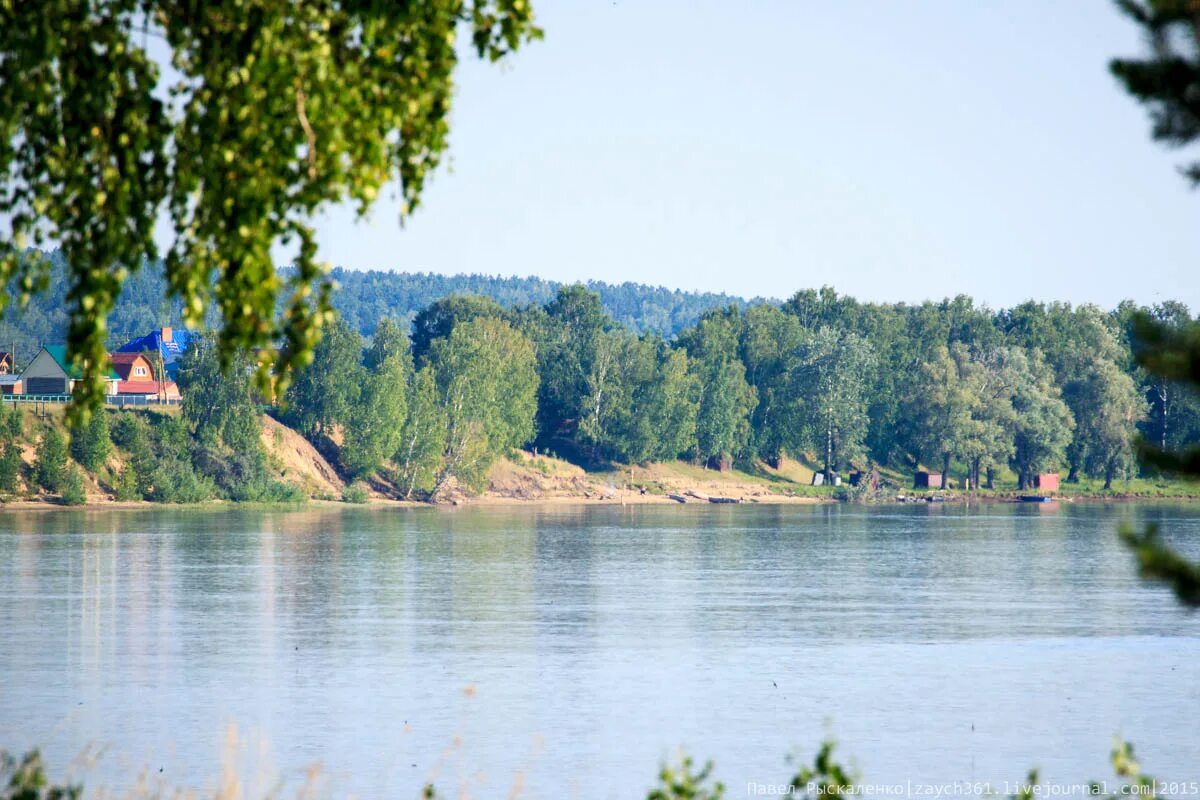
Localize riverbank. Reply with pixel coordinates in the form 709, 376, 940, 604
2, 467, 1195, 511
0, 406, 1194, 511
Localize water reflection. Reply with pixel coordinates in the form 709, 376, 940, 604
0, 504, 1197, 798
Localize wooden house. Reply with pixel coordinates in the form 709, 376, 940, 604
110, 352, 156, 382
913, 471, 943, 489
109, 352, 180, 400
18, 345, 119, 396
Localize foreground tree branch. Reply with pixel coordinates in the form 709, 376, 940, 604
0, 0, 541, 424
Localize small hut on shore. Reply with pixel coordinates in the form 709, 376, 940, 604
1033, 473, 1060, 492
913, 471, 943, 489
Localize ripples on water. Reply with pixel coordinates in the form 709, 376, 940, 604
1, 503, 1198, 798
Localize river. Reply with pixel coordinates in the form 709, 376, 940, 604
1, 503, 1198, 798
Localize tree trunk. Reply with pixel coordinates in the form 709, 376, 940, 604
1067, 464, 1079, 483
400, 434, 419, 499
708, 454, 731, 472
942, 452, 951, 486
824, 421, 833, 482
1017, 471, 1027, 491
985, 466, 995, 490
1104, 460, 1115, 491
1158, 382, 1169, 454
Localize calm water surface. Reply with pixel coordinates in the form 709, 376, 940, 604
1, 503, 1198, 799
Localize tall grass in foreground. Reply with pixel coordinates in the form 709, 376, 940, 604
1, 736, 1166, 800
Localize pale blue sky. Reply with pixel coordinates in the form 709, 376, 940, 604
309, 1, 1200, 310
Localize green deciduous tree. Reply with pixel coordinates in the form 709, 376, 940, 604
177, 332, 296, 501
611, 339, 698, 464
1075, 357, 1146, 489
957, 350, 1017, 491
150, 455, 217, 504
178, 333, 261, 452
739, 305, 805, 467
533, 285, 612, 450
343, 352, 411, 479
113, 465, 142, 501
411, 295, 510, 363
577, 333, 698, 464
429, 317, 538, 495
907, 345, 973, 481
282, 320, 364, 440
394, 366, 448, 499
1003, 304, 1128, 482
576, 328, 629, 462
0, 1, 540, 420
364, 318, 410, 371
791, 328, 875, 480
1118, 301, 1200, 465
1008, 349, 1075, 489
694, 352, 754, 470
679, 311, 756, 470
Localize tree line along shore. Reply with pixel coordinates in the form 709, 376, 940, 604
0, 263, 1195, 507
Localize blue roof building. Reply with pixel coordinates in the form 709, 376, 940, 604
116, 327, 197, 378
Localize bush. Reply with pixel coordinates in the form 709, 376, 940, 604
113, 467, 142, 501
264, 481, 307, 503
192, 444, 304, 503
231, 473, 306, 503
343, 482, 369, 504
150, 457, 216, 504
35, 428, 68, 493
647, 755, 725, 800
60, 467, 86, 506
0, 749, 81, 800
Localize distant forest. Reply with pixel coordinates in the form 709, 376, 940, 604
326, 267, 762, 337
0, 250, 758, 360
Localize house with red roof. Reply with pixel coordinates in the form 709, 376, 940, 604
109, 352, 181, 401
116, 327, 196, 380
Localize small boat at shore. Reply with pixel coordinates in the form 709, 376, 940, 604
1018, 495, 1056, 503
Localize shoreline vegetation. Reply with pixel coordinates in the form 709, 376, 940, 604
1, 255, 1198, 511
0, 405, 1194, 512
